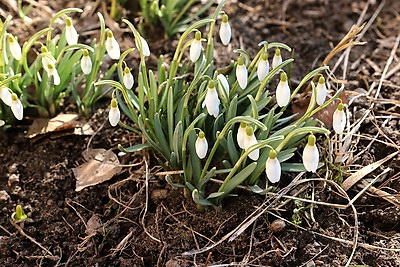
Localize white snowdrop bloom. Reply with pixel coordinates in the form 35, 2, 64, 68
217, 74, 229, 95
10, 93, 23, 120
190, 31, 202, 63
135, 35, 150, 57
123, 66, 134, 89
237, 122, 247, 149
276, 72, 290, 107
0, 87, 12, 106
272, 48, 282, 70
65, 17, 78, 45
105, 29, 120, 60
108, 98, 120, 127
219, 14, 231, 46
257, 52, 269, 81
0, 120, 4, 127
236, 57, 248, 89
40, 46, 56, 73
80, 49, 92, 75
333, 103, 346, 134
316, 76, 327, 106
265, 150, 281, 183
244, 126, 259, 161
302, 134, 319, 172
195, 131, 208, 159
47, 63, 60, 85
202, 81, 220, 117
7, 34, 21, 61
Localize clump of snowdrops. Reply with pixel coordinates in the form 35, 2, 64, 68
99, 0, 346, 209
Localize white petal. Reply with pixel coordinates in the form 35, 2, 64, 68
257, 59, 269, 81
219, 21, 231, 46
276, 80, 290, 107
190, 40, 202, 63
236, 64, 248, 89
217, 74, 229, 95
204, 87, 220, 117
272, 54, 282, 70
9, 40, 22, 61
66, 25, 78, 45
244, 134, 259, 161
266, 157, 281, 183
11, 98, 23, 120
81, 55, 92, 74
140, 36, 150, 57
42, 56, 56, 73
333, 109, 346, 134
195, 136, 208, 159
302, 144, 319, 172
123, 72, 134, 89
237, 125, 246, 149
106, 36, 120, 60
316, 82, 327, 106
0, 120, 4, 127
49, 68, 60, 85
108, 106, 120, 127
0, 87, 12, 106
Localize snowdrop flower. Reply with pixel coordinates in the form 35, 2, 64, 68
276, 72, 290, 107
195, 131, 208, 159
272, 48, 282, 70
219, 14, 231, 46
108, 98, 120, 127
265, 150, 281, 183
47, 63, 60, 85
236, 57, 248, 89
80, 49, 92, 75
202, 81, 220, 117
244, 126, 259, 161
7, 34, 21, 61
105, 29, 120, 60
10, 93, 23, 120
135, 35, 150, 57
257, 51, 269, 81
65, 17, 78, 45
302, 134, 319, 172
190, 31, 202, 63
333, 103, 346, 134
123, 66, 134, 89
41, 46, 56, 73
237, 122, 247, 149
316, 76, 327, 106
217, 74, 229, 95
0, 87, 12, 106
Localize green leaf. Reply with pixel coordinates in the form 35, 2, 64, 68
227, 130, 239, 164
206, 192, 225, 199
192, 189, 214, 206
165, 174, 185, 188
218, 162, 257, 199
281, 162, 323, 172
154, 113, 171, 156
118, 143, 150, 153
197, 167, 216, 192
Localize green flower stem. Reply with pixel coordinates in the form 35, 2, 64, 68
55, 44, 94, 64
170, 0, 197, 31
0, 73, 21, 87
46, 8, 83, 44
117, 48, 135, 83
0, 16, 12, 74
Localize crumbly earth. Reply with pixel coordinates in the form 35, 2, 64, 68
1, 0, 400, 266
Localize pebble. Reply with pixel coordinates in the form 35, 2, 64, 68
269, 219, 286, 233
151, 189, 169, 201
0, 191, 10, 202
8, 173, 20, 186
8, 163, 18, 174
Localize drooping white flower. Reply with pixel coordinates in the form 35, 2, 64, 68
0, 120, 4, 127
272, 48, 282, 70
47, 63, 60, 85
105, 29, 120, 60
333, 103, 346, 134
65, 17, 78, 45
190, 31, 202, 63
276, 72, 290, 107
202, 81, 220, 117
0, 87, 12, 106
236, 57, 248, 89
135, 35, 150, 57
265, 150, 281, 183
123, 66, 134, 89
41, 46, 56, 73
108, 98, 120, 127
219, 14, 231, 46
80, 49, 92, 75
217, 74, 229, 95
7, 34, 21, 61
237, 122, 247, 149
195, 131, 208, 159
10, 93, 23, 120
302, 134, 319, 172
244, 126, 259, 161
257, 52, 269, 81
316, 76, 327, 106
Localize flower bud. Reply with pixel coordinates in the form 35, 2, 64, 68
195, 131, 208, 159
217, 74, 229, 95
236, 57, 248, 89
316, 76, 327, 106
0, 87, 12, 106
244, 126, 259, 161
105, 29, 120, 60
219, 14, 231, 46
333, 103, 346, 134
237, 122, 247, 149
265, 150, 281, 183
65, 17, 78, 45
202, 81, 220, 117
7, 34, 21, 61
272, 48, 282, 70
109, 98, 120, 127
135, 35, 150, 57
276, 72, 290, 107
302, 134, 319, 172
10, 93, 23, 120
80, 49, 92, 75
190, 31, 202, 63
123, 66, 134, 89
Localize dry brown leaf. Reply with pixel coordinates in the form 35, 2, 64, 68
85, 214, 103, 236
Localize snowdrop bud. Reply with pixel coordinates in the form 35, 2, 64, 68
123, 66, 134, 89
0, 87, 12, 106
7, 34, 21, 61
333, 103, 346, 134
302, 134, 319, 172
109, 98, 120, 127
203, 81, 220, 117
105, 29, 120, 60
80, 49, 92, 75
195, 131, 208, 159
272, 48, 282, 70
237, 122, 247, 149
219, 14, 231, 46
236, 57, 248, 89
244, 126, 259, 161
265, 150, 281, 183
47, 64, 60, 85
257, 52, 269, 81
135, 36, 150, 57
65, 17, 78, 45
10, 93, 23, 120
276, 72, 290, 107
316, 76, 327, 106
217, 74, 229, 95
190, 31, 202, 63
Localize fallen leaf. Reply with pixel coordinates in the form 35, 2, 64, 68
85, 214, 103, 236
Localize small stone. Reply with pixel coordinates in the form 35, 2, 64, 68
305, 261, 316, 267
151, 189, 169, 201
269, 219, 286, 233
8, 163, 18, 174
8, 173, 20, 186
0, 191, 10, 202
